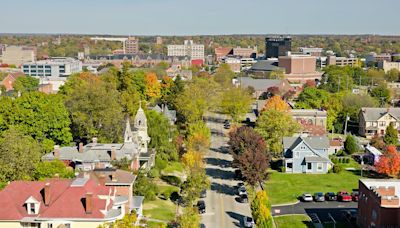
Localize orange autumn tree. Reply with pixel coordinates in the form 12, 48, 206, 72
262, 95, 290, 112
375, 145, 400, 177
145, 72, 161, 101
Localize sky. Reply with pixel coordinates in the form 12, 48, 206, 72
0, 0, 399, 35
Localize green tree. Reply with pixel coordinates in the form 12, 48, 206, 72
385, 68, 400, 82
384, 122, 398, 145
251, 191, 273, 228
33, 160, 75, 180
0, 128, 42, 182
13, 76, 39, 94
320, 65, 354, 92
256, 110, 300, 156
181, 169, 210, 205
370, 84, 391, 105
177, 207, 200, 228
220, 86, 253, 122
344, 135, 358, 155
133, 171, 158, 201
214, 63, 235, 86
186, 121, 211, 152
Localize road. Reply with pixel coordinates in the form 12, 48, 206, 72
201, 113, 252, 228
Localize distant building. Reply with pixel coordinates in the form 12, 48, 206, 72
278, 53, 323, 82
326, 56, 358, 67
125, 37, 139, 54
0, 72, 25, 92
265, 36, 292, 58
215, 47, 232, 62
299, 47, 323, 57
246, 60, 283, 77
234, 76, 293, 99
366, 52, 392, 64
0, 45, 36, 66
291, 109, 327, 137
0, 177, 130, 227
167, 40, 204, 61
378, 60, 400, 73
156, 36, 163, 45
23, 57, 82, 77
222, 57, 241, 73
38, 77, 68, 94
149, 104, 177, 125
232, 46, 257, 58
358, 179, 400, 228
359, 107, 400, 139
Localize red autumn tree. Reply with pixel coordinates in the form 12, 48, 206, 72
375, 145, 400, 177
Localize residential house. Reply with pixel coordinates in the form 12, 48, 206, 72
0, 177, 130, 228
283, 136, 332, 174
0, 72, 24, 92
291, 109, 327, 137
359, 108, 400, 139
358, 179, 400, 228
43, 105, 155, 171
328, 139, 344, 155
149, 104, 177, 125
234, 76, 293, 99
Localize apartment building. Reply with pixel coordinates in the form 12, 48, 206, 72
379, 60, 400, 73
125, 37, 139, 54
232, 46, 257, 58
366, 52, 392, 64
22, 57, 82, 78
358, 179, 400, 228
299, 47, 323, 57
326, 55, 358, 67
0, 45, 36, 66
359, 108, 400, 139
167, 40, 204, 61
278, 53, 323, 82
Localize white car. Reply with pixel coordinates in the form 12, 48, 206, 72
302, 193, 313, 202
243, 216, 254, 227
238, 186, 247, 196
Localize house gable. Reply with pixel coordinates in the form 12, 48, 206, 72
377, 112, 398, 122
292, 140, 322, 158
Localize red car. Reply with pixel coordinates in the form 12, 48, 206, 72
337, 191, 352, 202
352, 191, 359, 202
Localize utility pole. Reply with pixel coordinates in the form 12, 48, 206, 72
338, 77, 341, 93
344, 114, 349, 135
346, 74, 349, 91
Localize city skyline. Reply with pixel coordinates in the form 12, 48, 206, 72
0, 0, 399, 36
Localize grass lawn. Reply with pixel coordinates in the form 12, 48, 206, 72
143, 197, 177, 221
162, 162, 185, 174
147, 221, 167, 228
265, 170, 361, 205
158, 185, 180, 194
274, 215, 312, 228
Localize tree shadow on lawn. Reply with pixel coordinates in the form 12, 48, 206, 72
210, 182, 237, 196
205, 157, 232, 168
206, 167, 235, 180
226, 211, 245, 227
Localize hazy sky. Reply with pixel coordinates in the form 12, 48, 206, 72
1, 0, 399, 35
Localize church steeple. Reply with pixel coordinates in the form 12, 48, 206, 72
134, 101, 147, 131
124, 117, 134, 143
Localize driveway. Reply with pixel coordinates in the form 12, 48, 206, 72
201, 113, 252, 228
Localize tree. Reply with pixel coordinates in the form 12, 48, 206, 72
145, 72, 161, 102
186, 121, 211, 152
375, 145, 400, 177
146, 110, 178, 161
228, 126, 266, 157
320, 65, 354, 92
370, 135, 385, 150
182, 150, 204, 171
344, 135, 358, 154
295, 87, 330, 109
385, 68, 400, 82
0, 128, 42, 182
214, 63, 235, 86
13, 76, 39, 94
384, 122, 398, 145
105, 212, 138, 228
370, 84, 391, 105
133, 171, 159, 201
220, 86, 253, 122
33, 160, 74, 180
256, 110, 300, 156
251, 191, 273, 228
262, 95, 290, 112
177, 207, 200, 228
180, 169, 210, 205
62, 73, 124, 143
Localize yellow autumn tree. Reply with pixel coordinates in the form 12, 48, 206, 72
182, 150, 205, 171
145, 72, 161, 101
262, 95, 290, 112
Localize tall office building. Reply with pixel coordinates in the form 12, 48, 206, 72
265, 36, 292, 58
125, 37, 139, 54
167, 40, 204, 61
0, 45, 36, 66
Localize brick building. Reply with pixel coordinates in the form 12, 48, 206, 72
278, 53, 323, 82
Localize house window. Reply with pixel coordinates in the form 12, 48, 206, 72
286, 163, 292, 169
300, 146, 306, 150
317, 163, 323, 171
307, 163, 312, 170
30, 203, 36, 214
48, 224, 53, 228
379, 121, 385, 127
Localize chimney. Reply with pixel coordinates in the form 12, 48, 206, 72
98, 174, 106, 185
111, 146, 116, 160
53, 145, 60, 159
79, 142, 84, 153
44, 183, 51, 206
92, 137, 98, 145
85, 192, 93, 214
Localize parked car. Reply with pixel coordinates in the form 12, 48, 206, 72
238, 185, 247, 196
351, 191, 359, 202
243, 216, 254, 228
200, 189, 207, 198
337, 191, 352, 202
325, 192, 337, 201
197, 200, 206, 214
234, 170, 243, 180
302, 193, 313, 202
224, 123, 231, 129
314, 192, 325, 202
239, 194, 249, 203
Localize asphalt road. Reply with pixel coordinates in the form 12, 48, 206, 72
201, 113, 252, 228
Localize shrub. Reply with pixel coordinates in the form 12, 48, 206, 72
336, 150, 345, 156
155, 157, 168, 170
148, 168, 160, 178
161, 175, 182, 187
333, 165, 342, 173
278, 166, 286, 173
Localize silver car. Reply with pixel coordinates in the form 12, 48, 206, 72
243, 216, 254, 227
302, 193, 313, 202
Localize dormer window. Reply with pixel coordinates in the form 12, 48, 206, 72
25, 196, 40, 215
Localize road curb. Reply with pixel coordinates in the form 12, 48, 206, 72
273, 213, 308, 218
271, 200, 300, 207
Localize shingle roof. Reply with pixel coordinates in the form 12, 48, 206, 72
361, 108, 400, 121
249, 60, 281, 72
305, 156, 331, 163
238, 77, 283, 91
283, 136, 329, 150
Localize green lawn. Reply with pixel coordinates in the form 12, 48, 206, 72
274, 215, 312, 228
265, 170, 360, 205
143, 197, 177, 221
162, 162, 185, 174
147, 221, 167, 228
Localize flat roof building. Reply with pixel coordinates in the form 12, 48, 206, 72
326, 56, 358, 67
125, 37, 139, 54
22, 57, 82, 78
265, 36, 292, 59
168, 40, 204, 61
0, 45, 36, 66
278, 53, 323, 82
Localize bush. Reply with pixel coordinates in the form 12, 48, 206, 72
161, 175, 182, 187
278, 166, 286, 173
336, 150, 345, 156
149, 168, 160, 178
331, 158, 338, 164
155, 157, 168, 170
333, 165, 342, 173
345, 158, 350, 163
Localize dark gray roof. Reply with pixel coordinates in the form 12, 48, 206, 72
361, 108, 400, 121
283, 136, 329, 150
149, 104, 177, 123
291, 109, 327, 117
249, 60, 281, 72
238, 77, 283, 91
305, 156, 331, 163
131, 196, 144, 209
